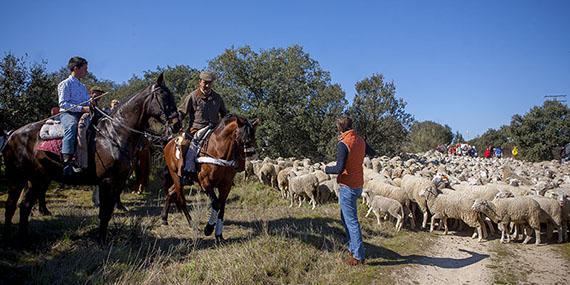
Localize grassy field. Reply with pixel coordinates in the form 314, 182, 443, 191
0, 176, 434, 284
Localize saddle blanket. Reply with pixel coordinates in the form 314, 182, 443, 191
37, 139, 62, 155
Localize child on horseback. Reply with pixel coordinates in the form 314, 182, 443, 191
58, 56, 91, 177
178, 71, 228, 185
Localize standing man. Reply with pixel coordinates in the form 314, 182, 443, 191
178, 71, 228, 185
325, 115, 371, 266
58, 56, 91, 177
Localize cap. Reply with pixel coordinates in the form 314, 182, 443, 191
199, 71, 216, 82
90, 86, 105, 93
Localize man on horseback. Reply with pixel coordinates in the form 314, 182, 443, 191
178, 71, 228, 185
58, 56, 91, 177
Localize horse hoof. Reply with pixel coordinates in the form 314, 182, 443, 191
215, 235, 225, 244
162, 220, 169, 225
204, 224, 215, 236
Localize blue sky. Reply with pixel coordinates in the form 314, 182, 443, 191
1, 0, 569, 139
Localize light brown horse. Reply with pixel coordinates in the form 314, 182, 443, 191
162, 115, 259, 241
2, 73, 180, 242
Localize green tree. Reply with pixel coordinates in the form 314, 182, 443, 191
209, 45, 347, 159
468, 126, 511, 156
348, 74, 413, 156
0, 53, 57, 131
407, 121, 453, 152
452, 131, 465, 144
510, 100, 570, 161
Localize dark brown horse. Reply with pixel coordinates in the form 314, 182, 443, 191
162, 115, 259, 241
2, 73, 180, 241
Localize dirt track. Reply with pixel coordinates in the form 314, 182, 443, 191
393, 232, 570, 284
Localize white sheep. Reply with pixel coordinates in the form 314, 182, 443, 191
288, 173, 319, 209
317, 179, 339, 203
472, 197, 542, 245
420, 187, 487, 241
277, 167, 293, 199
401, 174, 436, 229
259, 162, 278, 189
366, 195, 405, 231
363, 180, 414, 228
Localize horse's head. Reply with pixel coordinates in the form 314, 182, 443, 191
145, 73, 181, 133
235, 116, 260, 157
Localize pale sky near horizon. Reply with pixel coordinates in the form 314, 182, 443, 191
1, 0, 569, 139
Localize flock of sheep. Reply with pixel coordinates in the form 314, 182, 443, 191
246, 150, 570, 246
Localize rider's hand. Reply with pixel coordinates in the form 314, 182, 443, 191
82, 106, 90, 113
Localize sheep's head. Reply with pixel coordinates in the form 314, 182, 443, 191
557, 191, 568, 207
419, 185, 439, 199
472, 199, 489, 212
494, 191, 514, 200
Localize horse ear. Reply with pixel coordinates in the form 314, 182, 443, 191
156, 72, 164, 86
251, 118, 261, 128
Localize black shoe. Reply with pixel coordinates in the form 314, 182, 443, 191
63, 164, 74, 177
179, 171, 192, 186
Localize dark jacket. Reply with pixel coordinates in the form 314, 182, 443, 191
179, 89, 228, 132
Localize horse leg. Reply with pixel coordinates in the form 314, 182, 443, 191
214, 184, 232, 242
203, 185, 219, 237
161, 166, 176, 225
115, 191, 129, 212
4, 179, 26, 235
37, 188, 51, 216
18, 182, 41, 238
173, 186, 193, 227
161, 186, 175, 225
97, 182, 116, 243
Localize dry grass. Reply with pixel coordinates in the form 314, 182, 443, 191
0, 178, 434, 284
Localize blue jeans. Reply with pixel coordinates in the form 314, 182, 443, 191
60, 112, 81, 155
339, 185, 365, 261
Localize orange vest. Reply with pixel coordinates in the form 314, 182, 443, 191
337, 130, 365, 189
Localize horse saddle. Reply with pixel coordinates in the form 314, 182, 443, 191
175, 126, 213, 160
37, 113, 97, 170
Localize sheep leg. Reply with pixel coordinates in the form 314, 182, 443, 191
289, 193, 294, 208
298, 196, 303, 208
534, 226, 541, 245
558, 224, 564, 243
443, 217, 449, 235
522, 225, 532, 244
422, 211, 429, 229
510, 223, 518, 241
396, 216, 402, 231
374, 210, 381, 225
500, 223, 507, 243
366, 207, 373, 218
430, 214, 438, 232
406, 205, 416, 229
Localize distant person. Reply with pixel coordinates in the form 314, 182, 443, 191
58, 56, 91, 176
494, 146, 503, 158
468, 146, 477, 157
325, 115, 374, 266
512, 146, 519, 159
484, 146, 492, 158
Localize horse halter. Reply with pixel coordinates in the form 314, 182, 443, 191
149, 84, 178, 123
